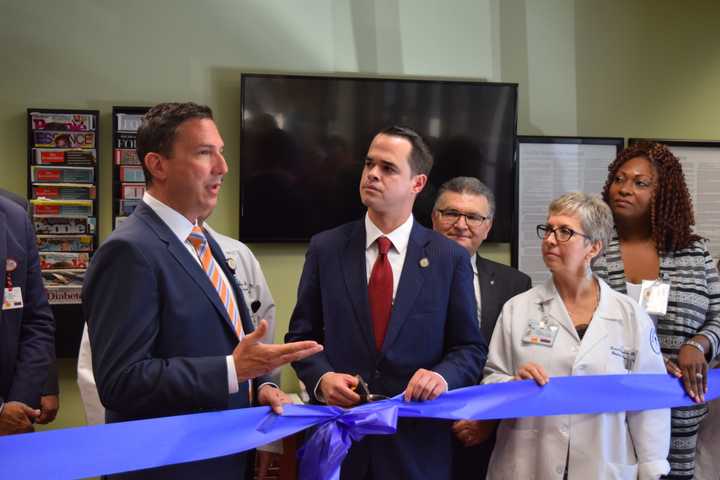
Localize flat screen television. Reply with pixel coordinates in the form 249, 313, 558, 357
239, 74, 518, 242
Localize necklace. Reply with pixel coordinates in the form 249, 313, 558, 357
566, 280, 600, 325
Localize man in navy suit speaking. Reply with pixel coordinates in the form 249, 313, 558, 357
82, 102, 322, 479
286, 126, 487, 479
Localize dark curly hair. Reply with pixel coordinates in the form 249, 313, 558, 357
602, 142, 699, 253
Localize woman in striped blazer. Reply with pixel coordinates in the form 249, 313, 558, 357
593, 142, 720, 480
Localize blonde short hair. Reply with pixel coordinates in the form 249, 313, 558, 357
548, 192, 614, 248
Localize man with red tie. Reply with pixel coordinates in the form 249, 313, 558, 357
286, 126, 487, 479
82, 102, 322, 479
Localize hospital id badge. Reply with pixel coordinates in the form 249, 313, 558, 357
2, 287, 23, 310
640, 279, 670, 316
522, 318, 558, 347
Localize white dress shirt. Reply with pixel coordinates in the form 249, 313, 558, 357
364, 212, 414, 298
472, 255, 482, 327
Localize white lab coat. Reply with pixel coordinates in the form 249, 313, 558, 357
76, 224, 277, 424
484, 277, 670, 480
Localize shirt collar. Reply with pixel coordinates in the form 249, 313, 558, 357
143, 191, 197, 245
472, 254, 479, 275
537, 275, 623, 321
365, 212, 414, 255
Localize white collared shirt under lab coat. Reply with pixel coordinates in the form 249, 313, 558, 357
483, 276, 670, 480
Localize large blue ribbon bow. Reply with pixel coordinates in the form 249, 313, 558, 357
0, 372, 717, 479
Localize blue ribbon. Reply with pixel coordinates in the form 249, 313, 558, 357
0, 372, 717, 479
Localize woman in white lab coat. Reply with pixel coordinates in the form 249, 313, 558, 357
483, 192, 670, 480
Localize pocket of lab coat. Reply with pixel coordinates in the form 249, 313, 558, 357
605, 347, 637, 374
606, 349, 631, 374
605, 462, 638, 479
491, 424, 539, 479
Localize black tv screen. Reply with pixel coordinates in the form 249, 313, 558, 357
239, 74, 517, 242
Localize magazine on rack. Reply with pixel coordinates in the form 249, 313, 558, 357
30, 112, 95, 131
39, 252, 89, 270
37, 235, 93, 252
34, 216, 94, 235
33, 148, 96, 166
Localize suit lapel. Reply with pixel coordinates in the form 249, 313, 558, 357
382, 222, 428, 353
341, 221, 376, 352
135, 203, 237, 337
476, 255, 496, 340
0, 209, 7, 306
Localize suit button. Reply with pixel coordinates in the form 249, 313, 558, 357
560, 425, 568, 434
556, 465, 564, 475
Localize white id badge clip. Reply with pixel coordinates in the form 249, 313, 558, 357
639, 279, 670, 316
2, 287, 23, 310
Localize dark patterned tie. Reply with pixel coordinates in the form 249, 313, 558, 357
368, 236, 393, 350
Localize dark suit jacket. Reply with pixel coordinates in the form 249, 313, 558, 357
452, 254, 531, 480
476, 255, 532, 344
286, 219, 487, 480
0, 196, 55, 408
82, 201, 269, 479
0, 188, 59, 396
0, 188, 28, 211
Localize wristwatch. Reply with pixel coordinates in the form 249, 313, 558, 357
683, 339, 706, 355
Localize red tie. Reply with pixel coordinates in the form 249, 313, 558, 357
369, 236, 393, 350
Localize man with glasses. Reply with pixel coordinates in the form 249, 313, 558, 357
431, 176, 531, 480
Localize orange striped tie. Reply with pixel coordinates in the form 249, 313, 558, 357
187, 226, 243, 338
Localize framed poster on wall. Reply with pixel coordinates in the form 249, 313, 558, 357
515, 136, 623, 285
629, 139, 720, 261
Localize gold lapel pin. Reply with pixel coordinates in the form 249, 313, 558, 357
419, 257, 429, 268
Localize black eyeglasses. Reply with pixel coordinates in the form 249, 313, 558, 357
436, 209, 489, 228
536, 224, 591, 243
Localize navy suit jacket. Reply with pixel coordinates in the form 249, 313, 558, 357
83, 201, 268, 479
452, 255, 531, 480
0, 197, 54, 408
0, 189, 58, 396
286, 218, 487, 479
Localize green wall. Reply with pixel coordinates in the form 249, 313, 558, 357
3, 0, 720, 392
